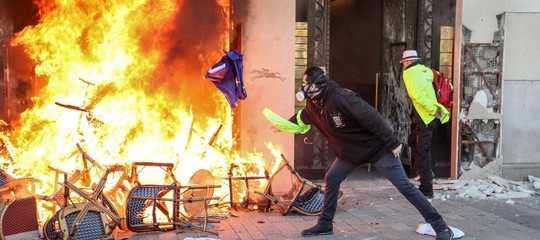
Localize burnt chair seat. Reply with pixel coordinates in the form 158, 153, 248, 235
44, 203, 111, 240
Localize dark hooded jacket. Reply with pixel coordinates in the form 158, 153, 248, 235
290, 81, 401, 164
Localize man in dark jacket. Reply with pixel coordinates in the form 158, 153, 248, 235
288, 66, 453, 240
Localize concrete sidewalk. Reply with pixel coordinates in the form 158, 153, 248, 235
113, 169, 540, 240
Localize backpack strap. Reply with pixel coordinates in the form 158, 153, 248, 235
431, 68, 439, 82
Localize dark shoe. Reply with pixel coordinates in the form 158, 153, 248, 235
436, 227, 454, 240
301, 224, 333, 237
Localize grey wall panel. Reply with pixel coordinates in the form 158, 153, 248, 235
501, 80, 540, 179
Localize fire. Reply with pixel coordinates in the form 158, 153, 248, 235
2, 0, 281, 224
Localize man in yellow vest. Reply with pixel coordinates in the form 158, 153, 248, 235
401, 50, 449, 199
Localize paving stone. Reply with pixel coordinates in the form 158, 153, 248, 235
112, 169, 540, 240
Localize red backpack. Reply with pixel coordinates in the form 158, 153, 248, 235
431, 68, 453, 110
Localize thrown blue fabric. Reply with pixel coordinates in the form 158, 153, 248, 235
205, 49, 247, 108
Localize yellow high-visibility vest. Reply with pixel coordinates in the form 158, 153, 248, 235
403, 64, 450, 125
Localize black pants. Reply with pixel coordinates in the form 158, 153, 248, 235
317, 155, 448, 234
412, 111, 439, 196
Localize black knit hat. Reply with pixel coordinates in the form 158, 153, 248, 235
304, 66, 328, 86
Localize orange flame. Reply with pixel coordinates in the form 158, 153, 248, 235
3, 0, 281, 223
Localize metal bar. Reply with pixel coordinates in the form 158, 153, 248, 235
375, 73, 379, 110
218, 176, 267, 180
461, 140, 493, 144
184, 117, 195, 150
462, 123, 493, 165
130, 195, 219, 202
180, 184, 221, 190
132, 161, 174, 168
228, 167, 234, 210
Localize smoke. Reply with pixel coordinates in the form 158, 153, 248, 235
144, 0, 229, 124
0, 0, 38, 32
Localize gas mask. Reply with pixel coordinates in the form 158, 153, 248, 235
295, 83, 325, 102
296, 74, 326, 102
296, 89, 307, 102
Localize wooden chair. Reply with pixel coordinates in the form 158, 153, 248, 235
43, 145, 125, 240
0, 169, 39, 200
126, 163, 220, 235
255, 154, 342, 216
44, 202, 111, 240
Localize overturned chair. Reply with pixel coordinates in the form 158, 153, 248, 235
43, 165, 125, 240
1, 196, 41, 240
126, 162, 221, 234
256, 154, 342, 216
0, 169, 39, 200
43, 145, 125, 240
0, 170, 42, 239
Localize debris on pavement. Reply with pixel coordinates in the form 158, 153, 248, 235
431, 174, 540, 200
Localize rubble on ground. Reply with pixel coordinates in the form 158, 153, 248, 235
432, 174, 540, 200
459, 158, 502, 180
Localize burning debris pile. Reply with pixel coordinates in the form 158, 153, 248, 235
0, 145, 317, 239
0, 0, 286, 239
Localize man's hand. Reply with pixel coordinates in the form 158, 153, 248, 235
392, 144, 402, 158
435, 109, 442, 119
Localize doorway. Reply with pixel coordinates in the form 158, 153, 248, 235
293, 0, 384, 180
330, 0, 382, 108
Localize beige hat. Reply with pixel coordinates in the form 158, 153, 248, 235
400, 50, 420, 62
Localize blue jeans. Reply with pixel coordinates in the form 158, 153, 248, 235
317, 154, 448, 234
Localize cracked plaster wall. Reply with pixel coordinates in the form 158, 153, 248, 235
462, 0, 540, 180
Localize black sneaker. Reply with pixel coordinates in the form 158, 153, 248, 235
301, 224, 333, 237
435, 227, 454, 240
